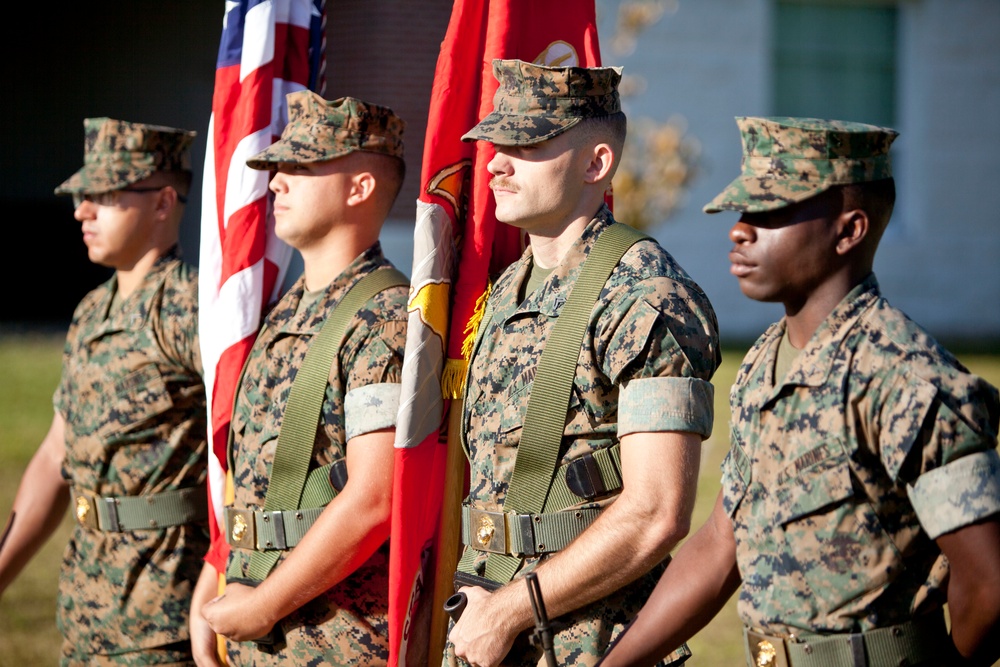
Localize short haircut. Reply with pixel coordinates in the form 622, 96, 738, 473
575, 111, 627, 178
163, 170, 194, 198
840, 177, 895, 236
355, 151, 406, 214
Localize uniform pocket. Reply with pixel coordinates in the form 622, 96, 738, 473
773, 444, 900, 608
98, 364, 173, 445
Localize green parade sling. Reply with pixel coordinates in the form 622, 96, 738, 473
243, 267, 408, 581
476, 223, 650, 584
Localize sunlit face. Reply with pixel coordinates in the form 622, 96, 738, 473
727, 191, 843, 307
268, 158, 352, 250
73, 189, 161, 269
486, 130, 588, 236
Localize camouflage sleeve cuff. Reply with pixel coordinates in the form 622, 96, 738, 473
618, 376, 714, 438
344, 382, 401, 441
908, 449, 1000, 539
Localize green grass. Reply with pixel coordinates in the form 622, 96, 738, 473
0, 332, 72, 665
1, 333, 998, 665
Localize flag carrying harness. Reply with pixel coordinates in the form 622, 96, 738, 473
222, 267, 409, 582
457, 223, 649, 585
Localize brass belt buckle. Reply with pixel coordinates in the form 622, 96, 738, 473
468, 508, 507, 554
226, 508, 257, 550
74, 494, 99, 530
746, 629, 788, 667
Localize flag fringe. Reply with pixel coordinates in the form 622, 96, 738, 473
441, 358, 467, 400
445, 282, 492, 398
460, 283, 491, 359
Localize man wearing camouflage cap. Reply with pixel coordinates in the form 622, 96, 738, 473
191, 91, 409, 666
599, 116, 1000, 667
0, 117, 210, 666
445, 58, 720, 667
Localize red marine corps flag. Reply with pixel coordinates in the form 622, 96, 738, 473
388, 1, 604, 664
198, 0, 327, 576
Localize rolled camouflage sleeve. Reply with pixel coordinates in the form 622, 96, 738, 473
619, 376, 714, 438
342, 292, 407, 440
599, 273, 719, 437
908, 449, 1000, 539
881, 367, 1000, 538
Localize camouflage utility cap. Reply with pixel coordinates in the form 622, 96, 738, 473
704, 116, 898, 214
247, 91, 405, 169
461, 58, 623, 146
55, 118, 196, 196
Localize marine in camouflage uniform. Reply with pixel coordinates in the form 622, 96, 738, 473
598, 117, 1000, 667
0, 118, 209, 667
446, 59, 720, 667
194, 92, 409, 666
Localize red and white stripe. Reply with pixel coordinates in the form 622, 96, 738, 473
198, 0, 322, 572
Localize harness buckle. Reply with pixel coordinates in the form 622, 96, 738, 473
565, 453, 608, 499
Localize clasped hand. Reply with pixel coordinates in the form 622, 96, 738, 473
202, 581, 277, 642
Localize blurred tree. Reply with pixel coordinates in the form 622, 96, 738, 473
603, 0, 701, 231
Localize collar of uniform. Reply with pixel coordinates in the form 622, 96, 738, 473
508, 204, 617, 320
83, 246, 182, 344
768, 273, 881, 399
274, 241, 389, 336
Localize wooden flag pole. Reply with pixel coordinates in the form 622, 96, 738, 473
427, 397, 467, 665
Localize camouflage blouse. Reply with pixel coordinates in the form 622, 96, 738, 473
722, 274, 1000, 638
226, 242, 408, 666
455, 206, 721, 667
55, 246, 209, 657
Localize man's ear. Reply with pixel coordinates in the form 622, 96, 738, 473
154, 186, 179, 217
347, 172, 376, 206
835, 208, 869, 255
583, 143, 615, 185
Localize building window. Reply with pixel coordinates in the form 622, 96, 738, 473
773, 1, 905, 236
773, 1, 898, 128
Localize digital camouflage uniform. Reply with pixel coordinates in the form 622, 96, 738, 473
450, 59, 721, 667
52, 118, 208, 666
707, 117, 1000, 666
224, 92, 408, 666
722, 275, 1000, 642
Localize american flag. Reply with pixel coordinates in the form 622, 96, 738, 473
198, 0, 327, 574
388, 1, 604, 664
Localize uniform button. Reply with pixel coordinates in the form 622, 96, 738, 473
263, 515, 270, 522
265, 541, 273, 548
296, 512, 303, 520
803, 645, 812, 655
149, 519, 158, 527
